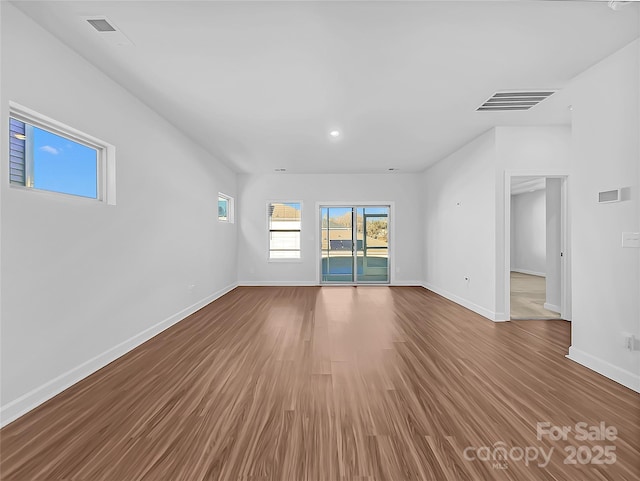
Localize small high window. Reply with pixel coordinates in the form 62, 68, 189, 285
268, 202, 301, 260
218, 193, 234, 223
8, 103, 115, 203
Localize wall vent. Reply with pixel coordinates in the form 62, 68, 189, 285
477, 90, 556, 112
87, 18, 117, 32
598, 189, 621, 203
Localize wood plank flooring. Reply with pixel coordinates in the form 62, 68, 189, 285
1, 286, 638, 480
510, 272, 561, 320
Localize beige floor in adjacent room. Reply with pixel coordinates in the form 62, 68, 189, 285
511, 271, 562, 319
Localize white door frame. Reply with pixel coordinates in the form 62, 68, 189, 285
504, 171, 571, 320
315, 201, 395, 285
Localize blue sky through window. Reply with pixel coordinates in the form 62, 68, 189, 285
361, 207, 388, 216
323, 207, 389, 218
32, 126, 97, 199
218, 198, 228, 218
328, 207, 351, 218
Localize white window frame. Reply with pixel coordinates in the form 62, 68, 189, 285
8, 102, 116, 205
267, 200, 303, 262
218, 192, 234, 223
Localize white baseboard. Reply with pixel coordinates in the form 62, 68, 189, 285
0, 282, 238, 428
422, 283, 502, 322
237, 281, 424, 287
567, 347, 640, 393
238, 280, 318, 286
544, 302, 561, 313
511, 268, 546, 277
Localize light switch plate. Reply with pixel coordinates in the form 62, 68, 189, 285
622, 232, 640, 248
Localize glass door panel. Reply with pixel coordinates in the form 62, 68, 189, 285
357, 207, 389, 283
321, 207, 354, 282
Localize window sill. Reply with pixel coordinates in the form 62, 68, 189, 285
9, 183, 106, 205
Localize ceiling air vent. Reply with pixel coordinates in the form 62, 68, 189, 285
82, 16, 133, 46
87, 18, 116, 32
477, 91, 556, 112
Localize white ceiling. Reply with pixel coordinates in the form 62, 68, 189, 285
12, 1, 640, 174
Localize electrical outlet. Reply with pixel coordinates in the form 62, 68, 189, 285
623, 334, 637, 351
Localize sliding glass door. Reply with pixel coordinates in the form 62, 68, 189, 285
320, 205, 390, 284
357, 207, 389, 282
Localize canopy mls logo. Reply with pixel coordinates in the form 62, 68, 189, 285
462, 421, 619, 470
463, 441, 553, 469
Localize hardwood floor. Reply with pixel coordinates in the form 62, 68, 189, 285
510, 272, 561, 320
1, 287, 638, 480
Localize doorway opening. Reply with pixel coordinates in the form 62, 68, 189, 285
507, 175, 570, 320
319, 205, 390, 284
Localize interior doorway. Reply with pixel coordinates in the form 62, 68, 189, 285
507, 175, 570, 320
319, 205, 390, 284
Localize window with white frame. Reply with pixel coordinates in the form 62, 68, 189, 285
8, 103, 115, 203
218, 193, 234, 222
268, 202, 301, 259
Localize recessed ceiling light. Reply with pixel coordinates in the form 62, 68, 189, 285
274, 168, 286, 172
329, 130, 340, 138
388, 168, 399, 171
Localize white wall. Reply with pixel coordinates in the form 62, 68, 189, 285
0, 3, 238, 424
496, 127, 572, 172
511, 189, 546, 276
422, 130, 498, 319
236, 173, 423, 285
567, 39, 640, 392
545, 178, 562, 313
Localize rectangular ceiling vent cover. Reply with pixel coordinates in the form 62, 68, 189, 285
82, 16, 133, 46
477, 90, 556, 112
86, 18, 117, 32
